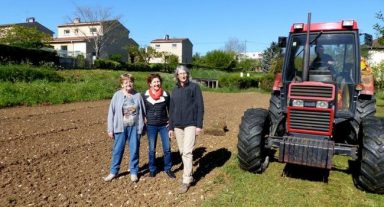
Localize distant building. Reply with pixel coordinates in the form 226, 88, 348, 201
368, 39, 384, 66
238, 52, 263, 61
0, 17, 54, 37
149, 35, 193, 64
49, 18, 131, 64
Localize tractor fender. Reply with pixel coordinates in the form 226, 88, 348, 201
360, 73, 374, 96
272, 73, 282, 91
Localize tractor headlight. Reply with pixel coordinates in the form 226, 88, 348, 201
316, 101, 329, 108
292, 99, 304, 107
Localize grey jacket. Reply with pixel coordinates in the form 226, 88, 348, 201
107, 90, 146, 134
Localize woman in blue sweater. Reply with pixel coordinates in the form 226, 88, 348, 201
142, 73, 176, 179
104, 73, 145, 183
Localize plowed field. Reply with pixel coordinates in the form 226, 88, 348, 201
0, 92, 270, 206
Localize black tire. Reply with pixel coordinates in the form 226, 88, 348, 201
237, 108, 269, 173
268, 92, 285, 136
348, 96, 376, 143
354, 116, 384, 194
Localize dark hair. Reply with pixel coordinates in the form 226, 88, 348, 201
146, 73, 162, 85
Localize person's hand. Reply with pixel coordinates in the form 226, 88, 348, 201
108, 132, 114, 139
196, 128, 202, 136
168, 130, 174, 139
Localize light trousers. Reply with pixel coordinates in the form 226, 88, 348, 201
174, 126, 196, 184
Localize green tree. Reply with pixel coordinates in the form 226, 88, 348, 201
261, 42, 281, 73
373, 11, 384, 45
237, 58, 261, 71
204, 50, 237, 70
0, 25, 52, 48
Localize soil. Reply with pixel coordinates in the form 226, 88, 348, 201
0, 92, 270, 206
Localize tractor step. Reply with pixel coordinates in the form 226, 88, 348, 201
278, 137, 334, 169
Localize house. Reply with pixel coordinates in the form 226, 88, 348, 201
0, 17, 54, 37
238, 52, 263, 61
149, 35, 193, 64
49, 18, 131, 64
368, 39, 384, 66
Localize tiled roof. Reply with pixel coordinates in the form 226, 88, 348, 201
0, 22, 54, 36
50, 37, 89, 43
151, 38, 189, 43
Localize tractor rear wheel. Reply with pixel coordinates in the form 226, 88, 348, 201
237, 108, 269, 173
354, 116, 384, 194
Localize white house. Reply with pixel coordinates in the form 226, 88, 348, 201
368, 39, 384, 66
149, 35, 193, 64
50, 18, 131, 64
238, 52, 263, 61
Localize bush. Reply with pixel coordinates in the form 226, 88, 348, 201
0, 64, 64, 82
0, 44, 59, 66
259, 73, 275, 92
219, 75, 260, 89
94, 59, 122, 70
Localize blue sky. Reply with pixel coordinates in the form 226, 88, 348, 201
0, 0, 382, 55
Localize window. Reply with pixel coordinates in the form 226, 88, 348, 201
172, 43, 177, 48
64, 30, 70, 35
61, 45, 68, 50
90, 28, 97, 33
74, 29, 79, 34
155, 44, 160, 48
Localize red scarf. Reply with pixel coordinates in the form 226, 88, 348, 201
149, 88, 163, 100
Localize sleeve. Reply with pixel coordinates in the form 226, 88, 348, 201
137, 93, 146, 135
107, 93, 116, 133
168, 90, 175, 130
195, 84, 204, 129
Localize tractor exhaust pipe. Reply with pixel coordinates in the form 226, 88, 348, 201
302, 12, 311, 81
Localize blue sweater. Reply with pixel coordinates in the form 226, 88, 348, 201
107, 90, 146, 134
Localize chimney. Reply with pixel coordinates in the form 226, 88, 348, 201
73, 18, 81, 23
26, 17, 35, 23
164, 34, 169, 40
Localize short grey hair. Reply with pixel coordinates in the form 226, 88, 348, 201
174, 65, 191, 81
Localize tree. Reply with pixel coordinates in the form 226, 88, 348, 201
127, 44, 141, 63
224, 37, 246, 54
204, 50, 237, 70
373, 11, 384, 45
70, 6, 122, 59
0, 25, 52, 48
261, 42, 281, 73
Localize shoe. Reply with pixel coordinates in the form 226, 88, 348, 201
130, 174, 138, 182
165, 171, 176, 179
103, 173, 116, 182
149, 171, 156, 177
179, 183, 190, 194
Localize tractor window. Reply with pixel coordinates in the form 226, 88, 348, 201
284, 33, 356, 85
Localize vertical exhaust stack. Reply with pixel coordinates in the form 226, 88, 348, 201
302, 12, 311, 81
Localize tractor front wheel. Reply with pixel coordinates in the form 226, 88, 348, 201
355, 116, 384, 194
237, 108, 269, 173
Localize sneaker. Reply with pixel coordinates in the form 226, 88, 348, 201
130, 174, 138, 182
103, 173, 116, 182
179, 183, 190, 194
165, 171, 176, 179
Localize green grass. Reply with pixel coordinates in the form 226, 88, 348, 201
203, 155, 384, 207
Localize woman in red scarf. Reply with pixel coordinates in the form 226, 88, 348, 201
142, 73, 176, 179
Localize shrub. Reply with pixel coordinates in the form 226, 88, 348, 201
259, 73, 275, 92
0, 64, 64, 82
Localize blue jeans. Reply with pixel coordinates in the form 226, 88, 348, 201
109, 125, 140, 175
147, 124, 172, 173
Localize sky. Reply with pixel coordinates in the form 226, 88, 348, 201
0, 0, 382, 55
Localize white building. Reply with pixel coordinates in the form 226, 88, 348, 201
149, 35, 193, 64
50, 18, 131, 64
238, 52, 263, 61
368, 39, 384, 66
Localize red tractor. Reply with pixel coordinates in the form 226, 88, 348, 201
237, 14, 384, 193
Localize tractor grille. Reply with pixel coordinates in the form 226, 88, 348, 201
290, 85, 333, 99
288, 109, 332, 134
